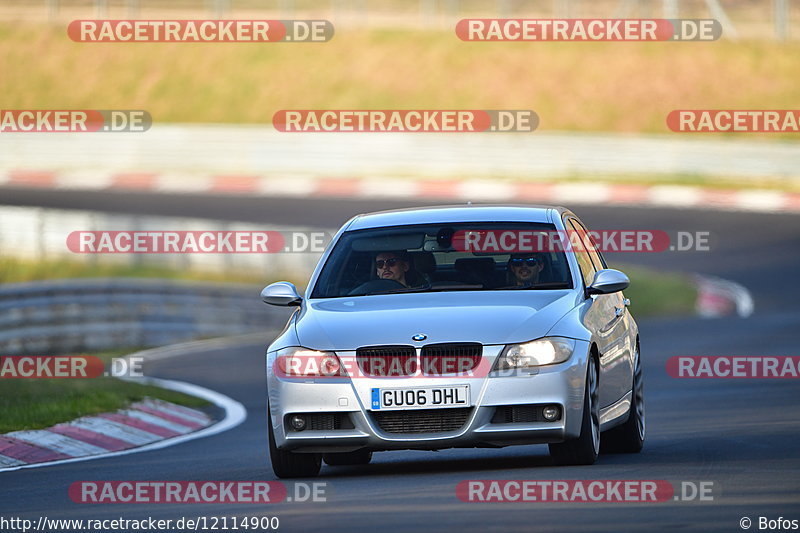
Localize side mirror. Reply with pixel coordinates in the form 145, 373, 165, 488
587, 269, 630, 296
261, 282, 302, 306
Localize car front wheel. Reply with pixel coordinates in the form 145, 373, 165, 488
549, 356, 600, 466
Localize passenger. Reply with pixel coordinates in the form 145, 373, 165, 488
507, 253, 546, 287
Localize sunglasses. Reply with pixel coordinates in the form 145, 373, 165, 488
510, 258, 540, 267
376, 258, 400, 269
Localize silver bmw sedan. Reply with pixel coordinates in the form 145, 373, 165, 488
262, 205, 644, 478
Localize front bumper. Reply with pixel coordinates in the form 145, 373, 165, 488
267, 341, 590, 453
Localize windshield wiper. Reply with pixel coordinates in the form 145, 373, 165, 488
348, 282, 569, 296
425, 284, 485, 292
375, 283, 435, 295
364, 283, 484, 295
496, 282, 572, 290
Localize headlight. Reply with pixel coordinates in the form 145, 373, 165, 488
275, 347, 346, 377
494, 337, 576, 370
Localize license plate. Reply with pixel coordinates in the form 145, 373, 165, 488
371, 385, 470, 411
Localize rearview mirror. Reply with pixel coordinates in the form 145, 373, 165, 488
587, 269, 630, 296
261, 282, 302, 306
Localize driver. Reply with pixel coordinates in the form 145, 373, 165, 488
508, 253, 546, 287
375, 251, 412, 287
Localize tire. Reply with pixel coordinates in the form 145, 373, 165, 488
601, 345, 645, 454
323, 450, 373, 466
549, 356, 600, 466
267, 412, 322, 478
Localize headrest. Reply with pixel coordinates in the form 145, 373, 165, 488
409, 251, 437, 273
454, 257, 495, 276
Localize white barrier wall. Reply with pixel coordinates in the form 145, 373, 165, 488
0, 205, 331, 281
1, 126, 798, 181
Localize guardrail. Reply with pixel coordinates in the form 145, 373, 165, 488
0, 278, 293, 355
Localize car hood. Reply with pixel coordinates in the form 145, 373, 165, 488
295, 291, 577, 350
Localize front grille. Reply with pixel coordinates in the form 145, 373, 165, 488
372, 408, 472, 434
420, 343, 482, 375
357, 345, 416, 376
287, 413, 354, 431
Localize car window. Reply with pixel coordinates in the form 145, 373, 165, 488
570, 218, 607, 272
566, 219, 597, 288
311, 222, 574, 298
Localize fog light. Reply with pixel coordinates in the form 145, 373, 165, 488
542, 406, 560, 421
290, 415, 307, 431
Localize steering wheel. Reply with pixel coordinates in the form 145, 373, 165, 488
348, 279, 406, 296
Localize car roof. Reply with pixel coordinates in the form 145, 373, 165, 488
346, 204, 570, 231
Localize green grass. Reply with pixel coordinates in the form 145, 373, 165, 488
614, 263, 697, 318
0, 350, 210, 434
0, 256, 306, 287
1, 24, 798, 136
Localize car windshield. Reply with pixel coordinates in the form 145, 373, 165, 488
311, 222, 574, 298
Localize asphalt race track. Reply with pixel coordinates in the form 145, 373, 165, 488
1, 189, 799, 532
